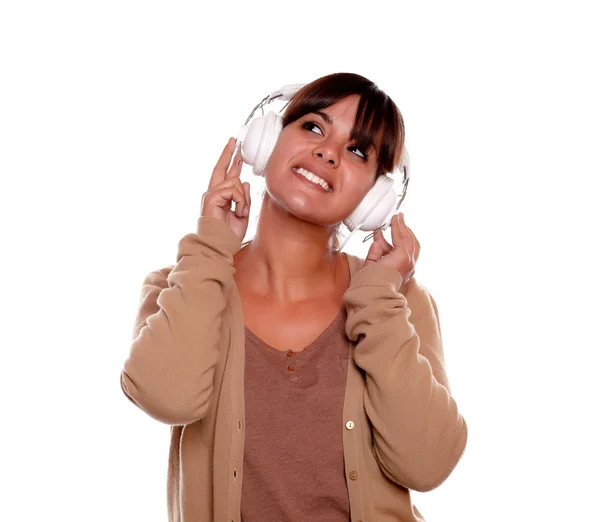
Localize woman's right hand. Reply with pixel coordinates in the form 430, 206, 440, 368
200, 137, 251, 241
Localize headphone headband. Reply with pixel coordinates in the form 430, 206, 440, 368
267, 84, 306, 103
242, 84, 306, 127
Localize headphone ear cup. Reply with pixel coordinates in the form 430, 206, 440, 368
343, 175, 396, 232
239, 119, 263, 167
239, 111, 283, 175
249, 111, 283, 177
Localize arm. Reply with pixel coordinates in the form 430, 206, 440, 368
342, 263, 468, 492
120, 216, 241, 426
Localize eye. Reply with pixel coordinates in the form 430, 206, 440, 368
302, 121, 323, 136
348, 145, 368, 160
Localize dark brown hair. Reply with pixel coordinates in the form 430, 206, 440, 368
281, 72, 405, 178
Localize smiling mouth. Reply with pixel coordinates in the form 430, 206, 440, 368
292, 167, 333, 192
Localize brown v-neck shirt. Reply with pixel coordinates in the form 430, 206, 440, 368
241, 307, 351, 521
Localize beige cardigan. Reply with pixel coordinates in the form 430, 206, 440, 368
120, 216, 468, 521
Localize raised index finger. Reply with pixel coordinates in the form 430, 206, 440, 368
208, 137, 236, 188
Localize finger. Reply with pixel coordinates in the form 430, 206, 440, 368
406, 225, 420, 261
225, 146, 244, 179
209, 137, 236, 188
209, 184, 247, 218
242, 182, 251, 217
226, 178, 249, 216
399, 214, 415, 253
400, 222, 415, 259
364, 234, 384, 266
391, 214, 411, 257
376, 230, 393, 255
405, 224, 418, 259
213, 176, 246, 196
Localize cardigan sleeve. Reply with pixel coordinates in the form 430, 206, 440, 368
120, 216, 242, 426
342, 263, 468, 492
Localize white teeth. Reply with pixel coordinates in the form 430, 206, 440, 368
294, 167, 332, 192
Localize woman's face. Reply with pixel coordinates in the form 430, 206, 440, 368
263, 95, 378, 228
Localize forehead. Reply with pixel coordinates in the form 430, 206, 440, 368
315, 95, 361, 125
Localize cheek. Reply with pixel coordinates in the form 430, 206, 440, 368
348, 175, 377, 206
267, 132, 301, 169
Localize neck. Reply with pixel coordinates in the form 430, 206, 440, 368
236, 193, 344, 304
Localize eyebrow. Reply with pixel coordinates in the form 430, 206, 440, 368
313, 110, 333, 125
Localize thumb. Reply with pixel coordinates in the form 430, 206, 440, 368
363, 232, 384, 268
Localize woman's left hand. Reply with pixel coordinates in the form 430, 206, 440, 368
363, 212, 420, 283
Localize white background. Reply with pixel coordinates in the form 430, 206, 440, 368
1, 1, 599, 520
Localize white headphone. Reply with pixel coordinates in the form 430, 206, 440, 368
236, 84, 410, 248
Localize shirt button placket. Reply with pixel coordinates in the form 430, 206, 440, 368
286, 350, 296, 373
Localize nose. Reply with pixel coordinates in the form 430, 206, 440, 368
313, 142, 339, 166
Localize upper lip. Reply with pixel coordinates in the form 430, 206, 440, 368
292, 162, 334, 191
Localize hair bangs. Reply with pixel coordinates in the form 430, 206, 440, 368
281, 72, 405, 177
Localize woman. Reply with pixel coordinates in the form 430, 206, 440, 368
121, 72, 468, 521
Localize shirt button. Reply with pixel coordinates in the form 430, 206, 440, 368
287, 350, 294, 358
345, 420, 355, 430
349, 470, 358, 480
287, 366, 295, 372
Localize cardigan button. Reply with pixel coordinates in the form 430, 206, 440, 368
349, 470, 358, 480
345, 420, 355, 430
